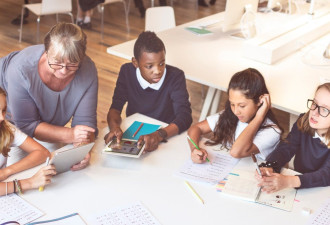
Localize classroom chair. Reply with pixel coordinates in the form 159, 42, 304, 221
145, 6, 175, 32
100, 0, 130, 40
18, 0, 74, 43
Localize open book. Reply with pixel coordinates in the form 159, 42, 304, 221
220, 168, 298, 211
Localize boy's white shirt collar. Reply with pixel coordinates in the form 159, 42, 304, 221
136, 67, 166, 90
313, 131, 329, 146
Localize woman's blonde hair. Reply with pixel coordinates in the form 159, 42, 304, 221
44, 22, 87, 63
297, 83, 330, 148
0, 88, 14, 157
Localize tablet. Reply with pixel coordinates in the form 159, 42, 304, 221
50, 142, 94, 173
103, 138, 145, 158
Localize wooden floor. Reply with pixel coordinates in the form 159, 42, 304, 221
0, 0, 289, 134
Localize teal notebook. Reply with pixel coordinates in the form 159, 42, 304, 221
122, 121, 161, 140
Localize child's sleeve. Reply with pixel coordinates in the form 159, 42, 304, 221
169, 71, 192, 133
110, 65, 129, 113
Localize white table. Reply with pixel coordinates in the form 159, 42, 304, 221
5, 113, 330, 225
107, 11, 330, 128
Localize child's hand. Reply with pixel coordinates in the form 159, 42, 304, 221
29, 165, 56, 189
257, 171, 293, 193
256, 94, 271, 119
138, 132, 162, 152
191, 148, 208, 164
255, 167, 273, 181
104, 127, 123, 145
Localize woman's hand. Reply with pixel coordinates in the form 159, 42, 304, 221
71, 152, 91, 171
191, 148, 208, 164
72, 125, 95, 146
104, 127, 123, 145
28, 165, 57, 189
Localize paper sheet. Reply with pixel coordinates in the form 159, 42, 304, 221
0, 194, 44, 225
87, 202, 161, 225
307, 198, 330, 225
175, 152, 239, 185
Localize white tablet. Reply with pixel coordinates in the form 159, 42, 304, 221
103, 138, 145, 158
50, 142, 94, 174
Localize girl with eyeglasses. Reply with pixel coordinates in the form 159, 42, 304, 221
0, 22, 97, 169
0, 88, 56, 196
257, 83, 330, 192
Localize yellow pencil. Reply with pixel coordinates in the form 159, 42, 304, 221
184, 181, 204, 204
39, 157, 50, 192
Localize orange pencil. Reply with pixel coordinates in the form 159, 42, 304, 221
132, 123, 144, 138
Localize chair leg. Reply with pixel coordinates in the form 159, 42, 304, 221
56, 13, 59, 22
123, 1, 130, 33
19, 7, 25, 42
68, 12, 74, 23
151, 0, 154, 7
37, 16, 40, 43
101, 5, 105, 40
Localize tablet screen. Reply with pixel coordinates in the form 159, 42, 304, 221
105, 139, 144, 156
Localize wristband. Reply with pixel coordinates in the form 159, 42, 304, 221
258, 161, 281, 173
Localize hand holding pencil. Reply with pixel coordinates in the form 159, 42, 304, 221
187, 135, 211, 164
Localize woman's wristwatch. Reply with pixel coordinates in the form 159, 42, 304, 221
157, 129, 168, 143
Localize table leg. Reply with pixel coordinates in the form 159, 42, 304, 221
289, 113, 299, 130
210, 90, 221, 115
199, 87, 216, 121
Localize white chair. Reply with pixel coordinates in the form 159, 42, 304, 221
145, 6, 175, 32
19, 0, 74, 43
100, 0, 130, 40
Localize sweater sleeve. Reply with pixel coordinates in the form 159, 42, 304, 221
298, 154, 330, 188
110, 64, 128, 113
266, 121, 301, 168
7, 66, 41, 137
169, 70, 192, 133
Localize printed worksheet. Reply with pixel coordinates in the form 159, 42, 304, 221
307, 198, 330, 225
175, 151, 239, 185
0, 194, 44, 224
87, 202, 161, 225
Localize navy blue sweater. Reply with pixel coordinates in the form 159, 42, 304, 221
110, 63, 192, 133
267, 114, 330, 189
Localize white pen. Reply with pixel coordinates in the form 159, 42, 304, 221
39, 157, 50, 192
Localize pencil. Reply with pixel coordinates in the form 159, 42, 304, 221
185, 181, 204, 204
187, 135, 211, 163
39, 157, 50, 192
132, 123, 144, 138
251, 153, 262, 176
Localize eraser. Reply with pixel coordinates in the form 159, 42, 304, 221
301, 207, 312, 215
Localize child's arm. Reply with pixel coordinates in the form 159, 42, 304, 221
230, 94, 271, 158
187, 120, 212, 163
1, 137, 50, 180
0, 165, 56, 196
104, 108, 123, 144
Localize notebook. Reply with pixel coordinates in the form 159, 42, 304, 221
220, 168, 298, 211
185, 27, 213, 35
122, 121, 161, 141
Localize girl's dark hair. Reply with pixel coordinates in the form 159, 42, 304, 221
133, 31, 166, 61
206, 68, 283, 149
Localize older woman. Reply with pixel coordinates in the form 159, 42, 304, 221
0, 22, 97, 170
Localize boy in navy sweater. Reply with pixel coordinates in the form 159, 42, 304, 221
104, 31, 192, 152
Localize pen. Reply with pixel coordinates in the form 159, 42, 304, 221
39, 157, 50, 192
251, 153, 261, 176
187, 135, 211, 163
185, 181, 204, 205
132, 123, 144, 138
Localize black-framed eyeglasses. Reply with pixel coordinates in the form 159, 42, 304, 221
307, 99, 330, 117
46, 52, 80, 71
48, 62, 80, 71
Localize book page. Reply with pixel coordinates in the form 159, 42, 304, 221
221, 170, 260, 202
87, 202, 161, 225
0, 194, 44, 225
307, 198, 330, 225
175, 152, 239, 185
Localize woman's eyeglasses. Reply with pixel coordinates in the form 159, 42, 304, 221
48, 63, 79, 71
307, 99, 330, 117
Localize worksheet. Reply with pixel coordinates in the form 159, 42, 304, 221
0, 194, 44, 225
87, 202, 161, 225
307, 198, 330, 225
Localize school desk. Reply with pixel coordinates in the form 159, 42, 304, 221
106, 10, 330, 128
5, 113, 330, 225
